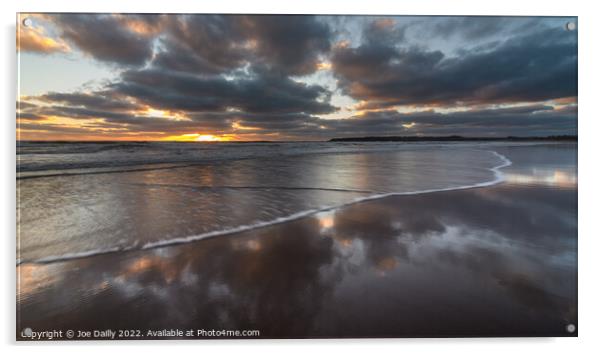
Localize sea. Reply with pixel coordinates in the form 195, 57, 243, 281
18, 140, 566, 264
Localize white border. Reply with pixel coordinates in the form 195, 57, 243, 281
3, 0, 601, 353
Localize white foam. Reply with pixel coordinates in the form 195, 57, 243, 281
17, 150, 512, 265
17, 246, 135, 265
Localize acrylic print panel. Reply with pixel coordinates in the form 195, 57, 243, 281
16, 14, 577, 340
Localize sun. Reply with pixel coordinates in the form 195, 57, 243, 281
161, 133, 236, 142
196, 134, 222, 142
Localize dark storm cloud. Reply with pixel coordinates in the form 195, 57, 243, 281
42, 14, 332, 75
321, 105, 576, 138
46, 14, 156, 66
362, 18, 406, 45
111, 67, 335, 115
17, 122, 96, 134
153, 15, 332, 76
41, 106, 134, 122
189, 111, 325, 133
241, 15, 332, 76
16, 112, 45, 121
36, 91, 138, 111
332, 23, 577, 109
152, 15, 249, 74
115, 14, 168, 33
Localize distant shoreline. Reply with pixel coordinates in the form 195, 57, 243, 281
329, 135, 577, 142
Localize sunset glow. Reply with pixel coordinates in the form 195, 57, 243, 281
159, 133, 235, 142
196, 134, 228, 142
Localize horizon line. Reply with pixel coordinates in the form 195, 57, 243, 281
16, 135, 578, 144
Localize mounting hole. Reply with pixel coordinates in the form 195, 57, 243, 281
22, 327, 33, 337
566, 323, 576, 333
565, 22, 576, 31
22, 17, 32, 28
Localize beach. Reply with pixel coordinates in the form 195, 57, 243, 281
16, 143, 577, 338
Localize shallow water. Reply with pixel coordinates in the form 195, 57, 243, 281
16, 140, 512, 176
18, 142, 512, 263
16, 144, 577, 338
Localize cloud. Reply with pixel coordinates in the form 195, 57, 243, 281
19, 96, 576, 140
152, 15, 249, 74
39, 14, 333, 76
362, 18, 406, 45
16, 112, 45, 121
153, 15, 332, 76
17, 24, 69, 54
239, 15, 332, 76
111, 66, 336, 115
36, 91, 139, 111
332, 23, 577, 109
321, 105, 576, 138
45, 14, 156, 66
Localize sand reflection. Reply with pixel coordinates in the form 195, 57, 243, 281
505, 169, 577, 188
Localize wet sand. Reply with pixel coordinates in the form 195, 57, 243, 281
16, 144, 577, 339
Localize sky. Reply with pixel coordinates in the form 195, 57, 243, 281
16, 14, 577, 141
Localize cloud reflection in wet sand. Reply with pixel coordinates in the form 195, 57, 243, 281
17, 145, 577, 338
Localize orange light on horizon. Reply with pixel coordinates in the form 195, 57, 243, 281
162, 133, 236, 142
196, 134, 222, 142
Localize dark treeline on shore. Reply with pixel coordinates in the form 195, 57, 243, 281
329, 135, 577, 142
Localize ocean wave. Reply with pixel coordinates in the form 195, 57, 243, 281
16, 140, 529, 179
